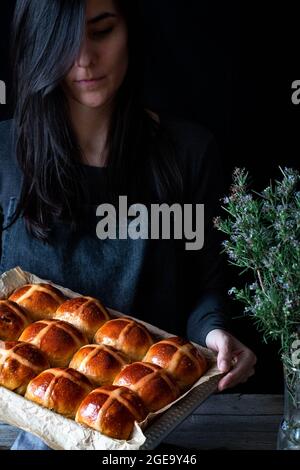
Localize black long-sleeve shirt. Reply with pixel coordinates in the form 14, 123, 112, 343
0, 114, 231, 346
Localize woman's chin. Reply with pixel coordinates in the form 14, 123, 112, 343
79, 97, 108, 109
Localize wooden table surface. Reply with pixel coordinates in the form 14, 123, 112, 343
0, 394, 283, 451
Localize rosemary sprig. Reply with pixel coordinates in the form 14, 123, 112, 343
214, 167, 300, 359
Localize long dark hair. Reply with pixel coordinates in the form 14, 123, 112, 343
8, 0, 184, 241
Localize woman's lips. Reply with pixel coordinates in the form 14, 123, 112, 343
74, 77, 106, 88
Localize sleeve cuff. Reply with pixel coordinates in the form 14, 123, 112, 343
186, 291, 232, 347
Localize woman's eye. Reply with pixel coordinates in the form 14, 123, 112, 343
92, 27, 114, 39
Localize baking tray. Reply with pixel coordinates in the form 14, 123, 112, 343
0, 267, 223, 450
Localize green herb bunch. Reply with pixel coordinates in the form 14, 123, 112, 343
214, 167, 300, 362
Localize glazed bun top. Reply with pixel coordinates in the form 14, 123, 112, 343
25, 367, 93, 418
143, 336, 208, 390
9, 283, 67, 321
94, 317, 154, 361
19, 319, 88, 367
54, 296, 110, 341
0, 300, 31, 341
0, 340, 50, 394
113, 361, 180, 412
76, 385, 147, 440
69, 344, 129, 386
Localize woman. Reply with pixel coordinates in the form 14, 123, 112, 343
0, 0, 256, 450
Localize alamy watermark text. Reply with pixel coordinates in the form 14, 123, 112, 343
96, 196, 205, 251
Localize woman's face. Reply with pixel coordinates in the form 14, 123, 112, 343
63, 0, 128, 109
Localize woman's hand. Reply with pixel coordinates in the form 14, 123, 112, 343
205, 329, 257, 391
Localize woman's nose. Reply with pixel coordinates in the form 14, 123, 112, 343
75, 39, 95, 68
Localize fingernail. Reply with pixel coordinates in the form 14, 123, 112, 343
220, 360, 229, 372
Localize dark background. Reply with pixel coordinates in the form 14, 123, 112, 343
0, 1, 299, 393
